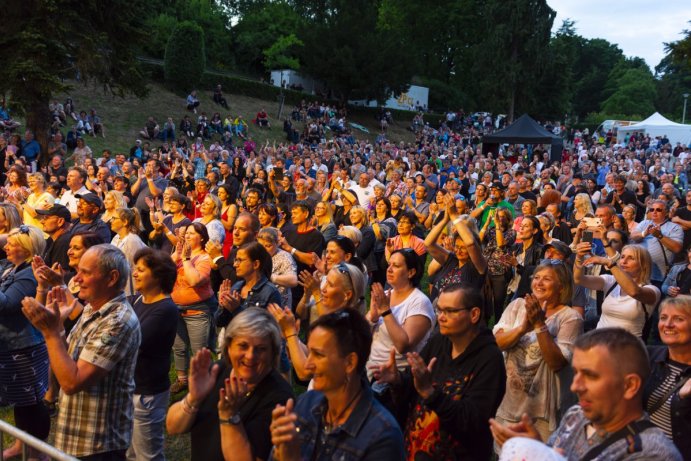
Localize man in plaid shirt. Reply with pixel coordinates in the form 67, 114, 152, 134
23, 244, 141, 460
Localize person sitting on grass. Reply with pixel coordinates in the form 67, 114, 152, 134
256, 109, 271, 129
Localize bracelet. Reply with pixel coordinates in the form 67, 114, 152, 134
452, 216, 463, 225
534, 324, 549, 334
181, 394, 198, 415
285, 333, 297, 340
381, 309, 393, 318
291, 248, 297, 256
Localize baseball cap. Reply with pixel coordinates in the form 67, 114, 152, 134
76, 193, 103, 209
543, 241, 572, 259
35, 204, 71, 221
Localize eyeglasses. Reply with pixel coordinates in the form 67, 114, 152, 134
336, 262, 354, 288
650, 208, 665, 213
541, 259, 565, 266
434, 306, 471, 317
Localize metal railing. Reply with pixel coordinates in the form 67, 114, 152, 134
0, 419, 79, 461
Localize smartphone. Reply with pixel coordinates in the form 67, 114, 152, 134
582, 230, 594, 243
273, 167, 283, 180
583, 217, 602, 228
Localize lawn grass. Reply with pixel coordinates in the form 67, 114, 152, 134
53, 80, 415, 156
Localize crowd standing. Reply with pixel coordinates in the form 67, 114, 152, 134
0, 97, 689, 461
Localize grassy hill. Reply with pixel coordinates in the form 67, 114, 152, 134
55, 80, 416, 155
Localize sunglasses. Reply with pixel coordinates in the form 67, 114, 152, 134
336, 262, 354, 288
650, 208, 665, 213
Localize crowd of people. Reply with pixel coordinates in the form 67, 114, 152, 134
0, 97, 689, 461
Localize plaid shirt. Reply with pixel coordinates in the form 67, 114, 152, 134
55, 293, 141, 457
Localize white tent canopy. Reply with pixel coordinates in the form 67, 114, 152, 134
616, 112, 691, 147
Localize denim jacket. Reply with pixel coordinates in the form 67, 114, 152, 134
0, 262, 42, 352
644, 346, 691, 460
215, 276, 282, 328
273, 380, 404, 461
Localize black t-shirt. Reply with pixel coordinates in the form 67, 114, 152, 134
131, 296, 178, 395
43, 232, 72, 270
432, 254, 484, 300
190, 362, 294, 461
676, 207, 691, 254
283, 226, 325, 273
519, 190, 537, 202
604, 189, 637, 213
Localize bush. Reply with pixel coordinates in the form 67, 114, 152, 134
164, 21, 206, 93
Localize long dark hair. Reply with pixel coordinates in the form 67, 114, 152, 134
239, 241, 273, 279
522, 215, 544, 245
391, 248, 424, 287
327, 235, 364, 272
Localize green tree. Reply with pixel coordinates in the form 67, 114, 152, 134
0, 0, 149, 163
600, 67, 656, 116
233, 2, 303, 76
572, 38, 624, 118
466, 0, 556, 120
164, 21, 206, 93
655, 55, 691, 120
297, 0, 415, 102
665, 22, 691, 72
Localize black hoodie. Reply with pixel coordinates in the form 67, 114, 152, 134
398, 328, 506, 461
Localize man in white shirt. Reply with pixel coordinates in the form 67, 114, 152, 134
59, 167, 90, 219
350, 173, 376, 207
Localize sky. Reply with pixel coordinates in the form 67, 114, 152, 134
548, 0, 691, 70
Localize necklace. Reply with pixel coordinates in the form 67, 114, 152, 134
322, 387, 362, 435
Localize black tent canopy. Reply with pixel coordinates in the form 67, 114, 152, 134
482, 114, 563, 163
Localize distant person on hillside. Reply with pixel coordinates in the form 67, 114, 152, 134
179, 115, 194, 138
212, 84, 229, 109
88, 109, 105, 138
140, 116, 160, 140
256, 109, 271, 129
186, 90, 200, 114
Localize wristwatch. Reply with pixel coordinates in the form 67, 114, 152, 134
219, 413, 242, 425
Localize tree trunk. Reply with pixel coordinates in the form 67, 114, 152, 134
25, 94, 52, 167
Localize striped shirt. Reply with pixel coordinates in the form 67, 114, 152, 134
649, 361, 684, 439
55, 294, 141, 457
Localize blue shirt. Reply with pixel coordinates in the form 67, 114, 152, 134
273, 381, 404, 461
21, 139, 41, 161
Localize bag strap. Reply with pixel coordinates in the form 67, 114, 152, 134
655, 220, 671, 277
647, 374, 691, 415
581, 420, 656, 461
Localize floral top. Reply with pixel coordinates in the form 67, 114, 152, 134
483, 227, 516, 276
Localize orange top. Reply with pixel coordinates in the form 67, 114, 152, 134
171, 253, 214, 307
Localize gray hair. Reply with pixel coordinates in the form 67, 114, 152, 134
205, 193, 223, 220
221, 308, 282, 368
338, 225, 362, 245
86, 244, 130, 292
257, 227, 279, 245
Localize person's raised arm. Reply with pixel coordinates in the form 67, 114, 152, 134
424, 196, 453, 265
572, 241, 606, 291
453, 219, 487, 274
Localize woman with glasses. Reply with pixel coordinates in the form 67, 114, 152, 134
20, 173, 55, 230
0, 225, 50, 460
425, 197, 487, 301
269, 309, 404, 461
574, 240, 660, 338
366, 248, 434, 382
385, 211, 426, 263
216, 242, 282, 328
269, 262, 366, 382
493, 261, 583, 443
167, 308, 294, 461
